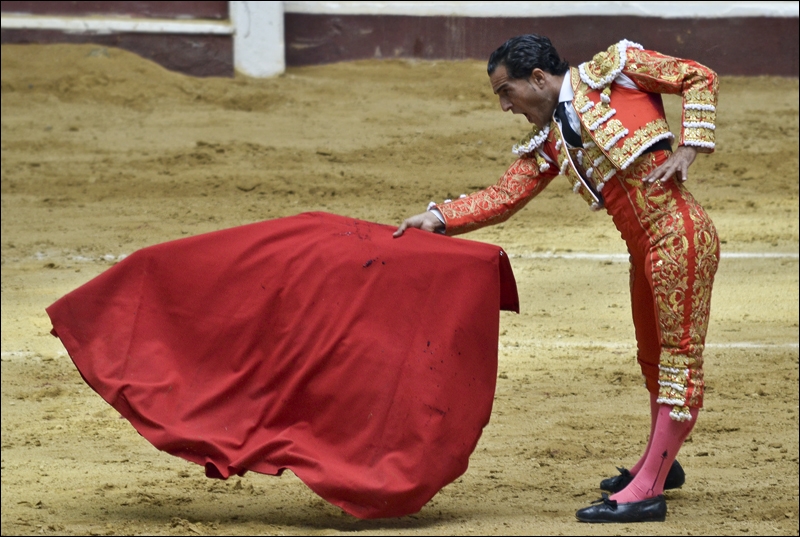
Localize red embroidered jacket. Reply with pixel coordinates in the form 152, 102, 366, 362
436, 40, 718, 235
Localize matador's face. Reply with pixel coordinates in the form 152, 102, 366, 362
489, 64, 560, 130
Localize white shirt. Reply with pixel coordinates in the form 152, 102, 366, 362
556, 75, 582, 140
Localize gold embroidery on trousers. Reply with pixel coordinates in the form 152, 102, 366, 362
620, 155, 718, 417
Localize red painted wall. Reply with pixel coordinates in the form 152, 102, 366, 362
284, 14, 800, 77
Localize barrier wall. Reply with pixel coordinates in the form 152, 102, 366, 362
1, 1, 798, 77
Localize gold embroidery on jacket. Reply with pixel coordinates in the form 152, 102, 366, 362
574, 91, 594, 114
438, 156, 552, 234
583, 45, 621, 83
582, 102, 616, 131
683, 87, 717, 107
683, 108, 715, 123
682, 127, 715, 147
608, 118, 672, 168
578, 41, 643, 88
592, 119, 628, 151
622, 47, 718, 151
585, 145, 617, 183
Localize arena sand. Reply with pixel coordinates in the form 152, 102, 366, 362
1, 44, 798, 536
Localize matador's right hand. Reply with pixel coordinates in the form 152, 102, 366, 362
393, 211, 445, 238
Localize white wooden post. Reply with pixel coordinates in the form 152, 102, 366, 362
230, 1, 285, 77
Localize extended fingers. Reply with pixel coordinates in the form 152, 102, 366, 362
643, 147, 697, 184
666, 157, 691, 183
393, 221, 408, 238
644, 159, 684, 183
394, 212, 445, 237
659, 163, 679, 183
644, 164, 671, 183
676, 161, 689, 182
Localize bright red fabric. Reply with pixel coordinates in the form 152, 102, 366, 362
46, 212, 518, 519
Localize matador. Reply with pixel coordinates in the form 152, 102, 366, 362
395, 35, 720, 523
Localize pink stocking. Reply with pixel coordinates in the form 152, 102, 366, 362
628, 391, 660, 475
610, 404, 698, 503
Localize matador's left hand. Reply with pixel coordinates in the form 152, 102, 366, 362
643, 145, 698, 183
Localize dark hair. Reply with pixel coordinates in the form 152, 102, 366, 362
487, 34, 569, 79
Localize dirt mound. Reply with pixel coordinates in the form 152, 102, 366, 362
2, 44, 798, 535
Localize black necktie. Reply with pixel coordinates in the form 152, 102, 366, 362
555, 101, 583, 148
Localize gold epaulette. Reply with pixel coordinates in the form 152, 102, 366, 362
578, 40, 644, 90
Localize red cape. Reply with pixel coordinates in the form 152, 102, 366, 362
46, 212, 518, 519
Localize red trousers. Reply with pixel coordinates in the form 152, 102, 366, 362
601, 151, 720, 421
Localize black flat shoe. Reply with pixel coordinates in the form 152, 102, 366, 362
576, 493, 667, 523
600, 459, 685, 493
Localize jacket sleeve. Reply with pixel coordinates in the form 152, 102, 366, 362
435, 155, 557, 236
622, 47, 719, 153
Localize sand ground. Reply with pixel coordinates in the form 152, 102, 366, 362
1, 44, 798, 536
